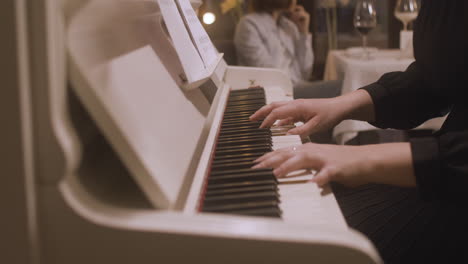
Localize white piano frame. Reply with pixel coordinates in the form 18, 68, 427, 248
1, 0, 381, 263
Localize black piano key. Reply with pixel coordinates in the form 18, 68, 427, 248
229, 89, 263, 94
228, 96, 266, 103
227, 102, 266, 108
217, 137, 271, 144
221, 119, 262, 124
216, 143, 272, 151
216, 142, 271, 149
211, 161, 257, 171
211, 168, 273, 177
227, 97, 265, 103
225, 105, 262, 111
212, 156, 260, 166
226, 102, 265, 107
202, 200, 280, 213
224, 107, 262, 114
226, 207, 282, 218
229, 94, 264, 100
217, 134, 269, 142
222, 117, 256, 123
230, 88, 264, 94
212, 152, 266, 162
219, 128, 270, 136
208, 172, 276, 184
205, 185, 278, 197
208, 174, 276, 185
223, 112, 260, 118
203, 191, 279, 208
214, 146, 271, 157
206, 180, 277, 191
230, 87, 264, 94
222, 119, 262, 125
221, 123, 264, 130
221, 123, 263, 129
217, 139, 271, 148
218, 132, 270, 141
222, 112, 259, 119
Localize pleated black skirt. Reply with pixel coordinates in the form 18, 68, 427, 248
333, 130, 468, 263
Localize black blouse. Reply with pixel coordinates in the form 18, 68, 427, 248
361, 0, 468, 203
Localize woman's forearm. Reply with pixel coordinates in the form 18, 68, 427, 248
362, 142, 416, 187
336, 89, 375, 122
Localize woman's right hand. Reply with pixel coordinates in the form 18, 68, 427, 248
249, 98, 346, 137
249, 90, 375, 137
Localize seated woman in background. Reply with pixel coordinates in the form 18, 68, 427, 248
234, 0, 341, 100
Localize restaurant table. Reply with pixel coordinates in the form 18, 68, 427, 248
324, 48, 445, 144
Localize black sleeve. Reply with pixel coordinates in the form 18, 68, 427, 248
361, 61, 451, 130
411, 129, 468, 205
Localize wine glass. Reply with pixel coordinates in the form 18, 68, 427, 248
394, 0, 419, 31
353, 0, 377, 60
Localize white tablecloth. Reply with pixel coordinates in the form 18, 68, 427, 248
324, 49, 445, 144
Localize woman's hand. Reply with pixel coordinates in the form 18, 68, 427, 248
249, 90, 376, 137
250, 98, 346, 137
253, 142, 416, 188
290, 5, 310, 34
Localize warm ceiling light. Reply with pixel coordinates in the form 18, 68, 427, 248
203, 12, 216, 25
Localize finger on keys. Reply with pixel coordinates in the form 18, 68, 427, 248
310, 167, 333, 187
249, 104, 272, 121
254, 151, 278, 163
252, 151, 292, 169
273, 155, 305, 178
260, 103, 298, 128
250, 101, 287, 121
276, 117, 295, 126
253, 147, 289, 163
287, 117, 319, 136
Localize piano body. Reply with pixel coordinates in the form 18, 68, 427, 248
2, 0, 381, 263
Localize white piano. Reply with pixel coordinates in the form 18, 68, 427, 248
2, 0, 381, 263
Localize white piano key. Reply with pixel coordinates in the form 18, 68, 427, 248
265, 86, 292, 104
271, 131, 346, 227
272, 135, 302, 150
278, 182, 347, 227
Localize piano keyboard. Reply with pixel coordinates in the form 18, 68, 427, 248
200, 87, 296, 218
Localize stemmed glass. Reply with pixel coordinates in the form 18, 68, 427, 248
353, 0, 377, 60
394, 0, 419, 31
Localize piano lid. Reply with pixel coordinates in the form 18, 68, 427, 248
67, 0, 219, 209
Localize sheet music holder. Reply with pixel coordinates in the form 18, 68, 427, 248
158, 0, 223, 90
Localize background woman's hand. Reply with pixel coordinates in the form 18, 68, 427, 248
249, 98, 346, 137
289, 5, 310, 34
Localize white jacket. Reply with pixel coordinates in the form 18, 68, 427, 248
234, 12, 314, 85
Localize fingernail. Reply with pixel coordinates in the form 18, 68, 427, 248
273, 168, 281, 177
